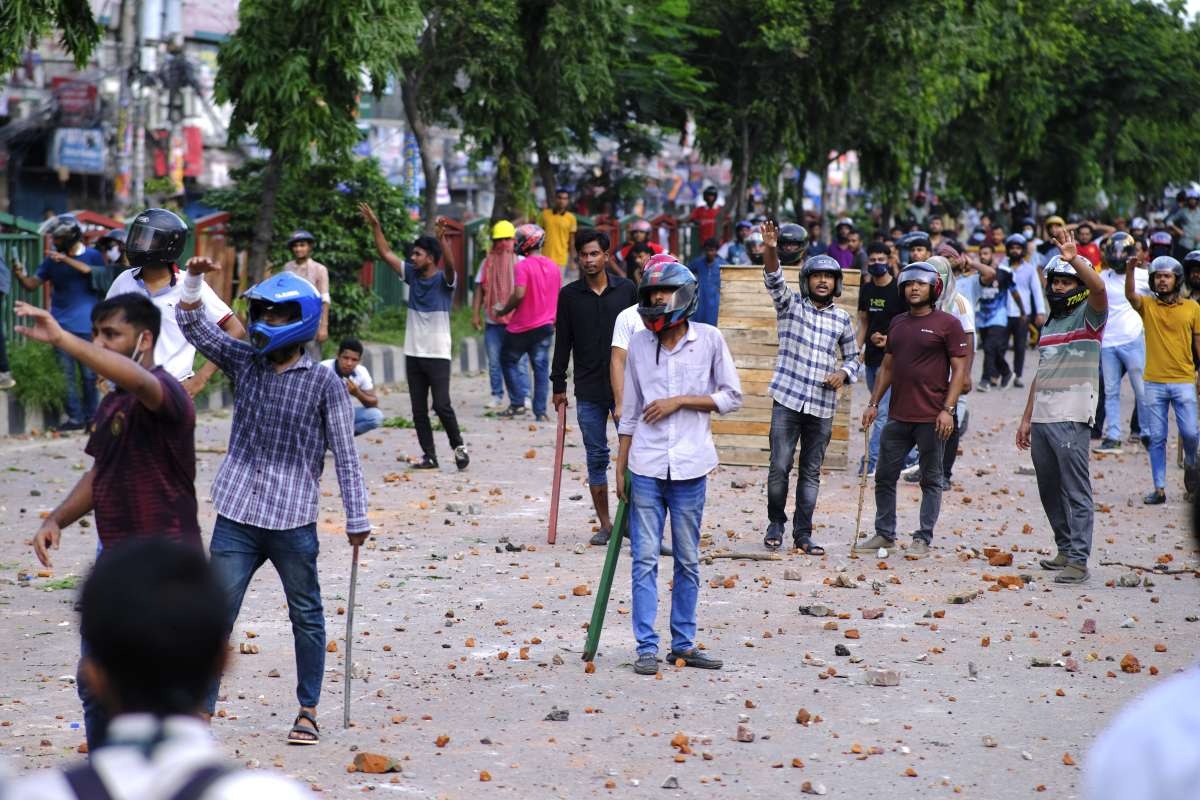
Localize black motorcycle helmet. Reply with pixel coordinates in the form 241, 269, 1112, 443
1185, 250, 1200, 291
1103, 231, 1137, 274
46, 214, 83, 251
777, 223, 809, 266
126, 208, 188, 269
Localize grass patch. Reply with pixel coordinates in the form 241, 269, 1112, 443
381, 415, 460, 433
41, 576, 80, 591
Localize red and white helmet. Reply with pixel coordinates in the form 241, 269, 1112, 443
514, 223, 546, 256
629, 219, 653, 234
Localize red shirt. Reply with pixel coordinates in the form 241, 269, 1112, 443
885, 310, 968, 423
618, 241, 664, 261
85, 367, 200, 549
690, 205, 721, 242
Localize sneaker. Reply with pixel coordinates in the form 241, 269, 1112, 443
497, 405, 527, 419
1054, 563, 1089, 584
411, 455, 439, 470
901, 463, 921, 483
55, 420, 85, 432
484, 396, 506, 410
666, 648, 723, 670
589, 528, 612, 547
853, 534, 894, 554
1143, 489, 1166, 505
976, 381, 990, 394
908, 539, 931, 558
1126, 433, 1142, 445
634, 653, 659, 675
1000, 374, 1012, 389
454, 445, 470, 471
1093, 438, 1123, 455
0, 372, 14, 390
1013, 378, 1025, 388
1039, 552, 1069, 571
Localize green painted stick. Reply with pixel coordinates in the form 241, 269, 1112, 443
582, 471, 631, 662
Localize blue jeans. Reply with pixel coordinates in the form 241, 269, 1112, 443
501, 325, 553, 416
1100, 338, 1146, 441
629, 473, 706, 656
1144, 381, 1199, 490
77, 638, 107, 750
56, 331, 98, 424
863, 364, 892, 471
575, 399, 613, 486
486, 322, 528, 402
205, 516, 325, 712
354, 406, 384, 436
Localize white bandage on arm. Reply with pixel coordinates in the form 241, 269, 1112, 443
181, 272, 205, 304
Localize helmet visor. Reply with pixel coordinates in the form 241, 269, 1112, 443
127, 222, 176, 254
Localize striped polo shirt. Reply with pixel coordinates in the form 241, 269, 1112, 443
1031, 301, 1107, 424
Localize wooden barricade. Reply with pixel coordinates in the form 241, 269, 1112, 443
713, 265, 860, 471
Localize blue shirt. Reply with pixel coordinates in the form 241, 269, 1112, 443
36, 246, 104, 333
687, 254, 727, 326
0, 254, 10, 296
960, 268, 1013, 328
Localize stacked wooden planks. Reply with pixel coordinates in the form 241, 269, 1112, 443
713, 265, 861, 471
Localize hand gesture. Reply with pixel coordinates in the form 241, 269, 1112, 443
1054, 229, 1078, 262
13, 301, 64, 346
434, 217, 447, 240
185, 256, 221, 276
760, 220, 779, 249
358, 202, 380, 229
32, 518, 62, 568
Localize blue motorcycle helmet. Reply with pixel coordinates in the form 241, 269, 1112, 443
243, 272, 322, 354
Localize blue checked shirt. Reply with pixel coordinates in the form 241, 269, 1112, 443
178, 307, 370, 533
764, 268, 861, 418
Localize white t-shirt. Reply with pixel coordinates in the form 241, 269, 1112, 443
948, 292, 976, 334
611, 304, 643, 350
1085, 667, 1200, 800
1100, 267, 1151, 349
320, 358, 374, 391
106, 268, 233, 381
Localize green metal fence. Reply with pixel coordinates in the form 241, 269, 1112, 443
1, 217, 49, 345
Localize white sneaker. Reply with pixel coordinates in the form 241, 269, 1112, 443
900, 463, 921, 481
484, 396, 506, 410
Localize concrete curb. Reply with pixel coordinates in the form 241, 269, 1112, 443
0, 336, 487, 437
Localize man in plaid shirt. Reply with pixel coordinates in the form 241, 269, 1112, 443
179, 257, 369, 746
761, 221, 860, 553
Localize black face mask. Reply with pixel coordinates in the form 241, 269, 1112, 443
1047, 283, 1087, 318
749, 250, 764, 266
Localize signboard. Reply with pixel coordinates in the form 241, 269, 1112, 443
49, 128, 106, 174
153, 126, 204, 180
51, 77, 98, 126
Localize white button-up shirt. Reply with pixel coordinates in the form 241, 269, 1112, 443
618, 322, 742, 480
106, 267, 233, 381
1002, 257, 1048, 318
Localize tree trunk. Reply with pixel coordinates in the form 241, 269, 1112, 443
401, 78, 439, 232
534, 136, 556, 206
247, 149, 284, 284
732, 118, 751, 221
492, 138, 519, 222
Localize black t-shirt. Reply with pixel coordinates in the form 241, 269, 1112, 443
857, 279, 906, 367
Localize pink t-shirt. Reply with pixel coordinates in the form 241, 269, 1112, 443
508, 255, 561, 334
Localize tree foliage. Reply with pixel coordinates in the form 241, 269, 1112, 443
205, 157, 418, 339
0, 0, 100, 75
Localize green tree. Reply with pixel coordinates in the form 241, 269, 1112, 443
213, 0, 422, 282
0, 0, 100, 75
205, 157, 417, 339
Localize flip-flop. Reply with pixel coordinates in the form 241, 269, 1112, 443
287, 709, 320, 745
795, 540, 826, 556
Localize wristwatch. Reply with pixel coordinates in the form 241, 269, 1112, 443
943, 405, 956, 414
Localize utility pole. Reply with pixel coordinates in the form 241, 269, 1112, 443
115, 0, 136, 213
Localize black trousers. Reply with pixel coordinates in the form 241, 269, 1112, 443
980, 325, 1010, 384
406, 356, 463, 459
1007, 316, 1028, 377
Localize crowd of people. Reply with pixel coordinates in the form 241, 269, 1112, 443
3, 180, 1199, 797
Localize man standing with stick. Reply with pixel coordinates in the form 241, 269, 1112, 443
760, 221, 860, 553
178, 258, 369, 745
616, 258, 742, 676
857, 262, 968, 557
551, 230, 638, 546
1016, 232, 1107, 584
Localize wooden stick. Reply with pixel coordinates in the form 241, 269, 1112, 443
547, 405, 567, 544
1099, 561, 1198, 575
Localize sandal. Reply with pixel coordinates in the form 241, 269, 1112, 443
763, 522, 784, 551
795, 539, 826, 556
287, 709, 320, 745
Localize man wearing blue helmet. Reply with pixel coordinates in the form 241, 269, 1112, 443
177, 257, 369, 746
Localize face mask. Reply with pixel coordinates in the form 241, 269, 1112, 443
1187, 271, 1200, 291
107, 246, 121, 262
1022, 228, 1034, 239
867, 263, 889, 277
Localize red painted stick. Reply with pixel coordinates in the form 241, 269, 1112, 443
547, 404, 567, 544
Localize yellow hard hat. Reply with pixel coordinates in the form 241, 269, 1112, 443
1045, 215, 1066, 228
492, 220, 516, 240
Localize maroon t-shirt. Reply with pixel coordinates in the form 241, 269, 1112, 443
85, 367, 200, 549
885, 310, 968, 423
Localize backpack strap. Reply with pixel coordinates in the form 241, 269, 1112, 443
167, 764, 235, 800
63, 764, 115, 800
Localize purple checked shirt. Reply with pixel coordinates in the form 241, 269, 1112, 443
177, 307, 370, 533
618, 322, 743, 480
